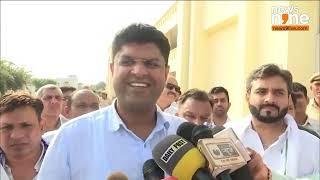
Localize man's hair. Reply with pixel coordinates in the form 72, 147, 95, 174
60, 86, 76, 94
36, 84, 62, 98
177, 88, 212, 108
0, 91, 43, 121
292, 82, 308, 97
111, 23, 170, 65
208, 86, 230, 102
290, 93, 297, 108
246, 64, 293, 94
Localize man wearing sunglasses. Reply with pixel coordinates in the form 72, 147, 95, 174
157, 75, 180, 115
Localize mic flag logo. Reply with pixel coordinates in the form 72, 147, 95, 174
271, 6, 309, 31
161, 138, 187, 163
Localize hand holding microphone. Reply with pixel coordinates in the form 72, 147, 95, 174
177, 122, 253, 180
246, 148, 270, 180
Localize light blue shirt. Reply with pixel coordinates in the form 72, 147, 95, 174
38, 101, 185, 180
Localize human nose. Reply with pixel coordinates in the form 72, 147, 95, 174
10, 128, 24, 139
264, 92, 276, 104
131, 62, 148, 76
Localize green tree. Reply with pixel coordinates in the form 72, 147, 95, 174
32, 78, 58, 92
0, 59, 32, 95
90, 81, 106, 92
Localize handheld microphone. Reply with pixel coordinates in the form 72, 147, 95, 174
106, 172, 128, 180
143, 159, 164, 180
191, 126, 250, 178
152, 135, 216, 180
176, 122, 197, 143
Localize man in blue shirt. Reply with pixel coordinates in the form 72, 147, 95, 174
38, 23, 185, 180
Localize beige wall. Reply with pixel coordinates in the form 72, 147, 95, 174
106, 1, 319, 118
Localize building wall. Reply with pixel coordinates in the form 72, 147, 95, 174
105, 1, 319, 118
155, 0, 319, 119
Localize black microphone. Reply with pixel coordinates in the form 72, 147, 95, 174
143, 159, 164, 180
176, 122, 197, 142
152, 135, 216, 180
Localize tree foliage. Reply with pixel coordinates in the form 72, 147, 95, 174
90, 81, 106, 92
32, 78, 58, 92
0, 59, 32, 95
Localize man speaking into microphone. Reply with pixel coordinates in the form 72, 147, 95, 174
37, 23, 185, 180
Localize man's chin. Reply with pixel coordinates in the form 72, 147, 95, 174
256, 116, 282, 124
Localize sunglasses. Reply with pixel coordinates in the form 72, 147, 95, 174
166, 83, 181, 93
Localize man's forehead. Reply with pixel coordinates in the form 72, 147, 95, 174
43, 88, 62, 96
166, 76, 178, 86
212, 92, 227, 99
252, 77, 287, 87
312, 81, 320, 85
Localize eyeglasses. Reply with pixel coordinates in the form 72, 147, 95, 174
166, 83, 181, 93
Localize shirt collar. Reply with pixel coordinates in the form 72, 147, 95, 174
108, 100, 170, 132
243, 114, 296, 135
1, 139, 47, 173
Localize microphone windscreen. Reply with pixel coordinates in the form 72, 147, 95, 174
106, 172, 128, 180
176, 122, 197, 142
191, 125, 213, 144
152, 135, 206, 180
143, 159, 164, 179
211, 126, 225, 135
230, 164, 253, 180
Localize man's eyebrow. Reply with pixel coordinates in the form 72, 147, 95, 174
120, 55, 159, 61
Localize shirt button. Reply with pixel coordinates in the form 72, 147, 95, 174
144, 144, 147, 148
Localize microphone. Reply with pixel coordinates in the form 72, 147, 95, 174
212, 128, 253, 180
176, 122, 197, 143
106, 172, 128, 180
152, 135, 216, 180
143, 159, 164, 180
193, 126, 252, 179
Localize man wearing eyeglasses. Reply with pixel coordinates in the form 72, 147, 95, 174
36, 84, 63, 133
157, 75, 180, 115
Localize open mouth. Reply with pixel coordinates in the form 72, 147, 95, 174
129, 82, 149, 88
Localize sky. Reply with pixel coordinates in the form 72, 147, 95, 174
1, 1, 175, 85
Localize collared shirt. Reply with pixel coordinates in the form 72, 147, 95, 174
37, 101, 185, 180
204, 117, 231, 128
163, 101, 178, 115
0, 139, 49, 180
226, 115, 320, 178
306, 98, 320, 121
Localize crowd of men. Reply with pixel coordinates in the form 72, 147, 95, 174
0, 23, 319, 180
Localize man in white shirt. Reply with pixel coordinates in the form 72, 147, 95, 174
36, 84, 64, 132
227, 64, 319, 178
0, 91, 49, 180
208, 86, 231, 126
37, 23, 185, 180
157, 75, 180, 115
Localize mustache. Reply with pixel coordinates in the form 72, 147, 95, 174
259, 104, 280, 111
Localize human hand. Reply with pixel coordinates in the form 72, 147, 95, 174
246, 148, 270, 180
